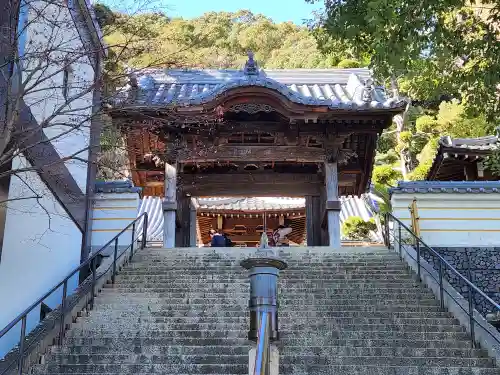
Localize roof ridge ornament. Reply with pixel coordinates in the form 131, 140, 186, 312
243, 51, 260, 76
362, 78, 374, 102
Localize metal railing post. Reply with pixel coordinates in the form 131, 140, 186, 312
142, 213, 148, 249
112, 238, 119, 284
438, 261, 445, 310
58, 280, 68, 345
90, 257, 96, 310
416, 241, 421, 281
468, 286, 476, 348
17, 316, 26, 375
129, 223, 136, 262
254, 311, 270, 375
397, 224, 402, 257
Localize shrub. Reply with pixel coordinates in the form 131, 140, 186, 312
337, 59, 361, 68
415, 115, 438, 134
342, 216, 377, 240
372, 165, 402, 187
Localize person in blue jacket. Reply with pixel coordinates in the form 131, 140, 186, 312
209, 229, 226, 247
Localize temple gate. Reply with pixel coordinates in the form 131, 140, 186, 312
110, 54, 406, 247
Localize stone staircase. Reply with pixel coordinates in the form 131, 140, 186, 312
32, 246, 499, 375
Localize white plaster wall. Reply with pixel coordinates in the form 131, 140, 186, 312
0, 157, 81, 358
91, 192, 140, 253
0, 0, 95, 358
391, 193, 500, 247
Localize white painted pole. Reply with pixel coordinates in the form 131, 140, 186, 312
163, 163, 177, 248
325, 162, 341, 248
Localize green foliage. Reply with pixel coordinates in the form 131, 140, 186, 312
309, 0, 500, 120
337, 59, 361, 68
95, 7, 360, 70
376, 131, 397, 154
484, 148, 500, 177
375, 150, 399, 166
372, 165, 402, 187
416, 115, 438, 134
436, 100, 494, 138
341, 217, 377, 240
372, 183, 392, 215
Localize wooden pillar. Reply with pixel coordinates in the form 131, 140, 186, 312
305, 195, 321, 246
176, 191, 191, 247
163, 163, 177, 248
325, 162, 341, 248
217, 215, 223, 230
319, 185, 329, 246
464, 163, 478, 181
189, 198, 197, 247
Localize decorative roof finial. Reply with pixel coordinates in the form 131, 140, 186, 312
243, 50, 259, 76
362, 78, 374, 102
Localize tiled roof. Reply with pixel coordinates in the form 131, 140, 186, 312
115, 66, 406, 110
439, 135, 499, 151
390, 181, 500, 195
95, 180, 142, 194
196, 197, 305, 211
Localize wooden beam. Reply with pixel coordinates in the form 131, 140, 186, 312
179, 172, 356, 197
176, 145, 326, 162
183, 182, 321, 197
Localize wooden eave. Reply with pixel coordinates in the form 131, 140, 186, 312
427, 146, 492, 180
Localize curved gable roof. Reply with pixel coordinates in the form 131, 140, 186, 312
115, 67, 406, 111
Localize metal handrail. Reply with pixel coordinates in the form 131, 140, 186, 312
253, 311, 270, 375
0, 212, 149, 375
384, 212, 500, 347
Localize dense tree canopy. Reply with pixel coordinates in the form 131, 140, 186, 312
93, 6, 365, 70
307, 0, 500, 120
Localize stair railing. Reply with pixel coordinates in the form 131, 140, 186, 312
384, 212, 500, 348
253, 311, 270, 375
0, 212, 148, 375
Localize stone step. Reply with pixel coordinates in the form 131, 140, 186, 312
71, 321, 465, 333
97, 290, 435, 299
31, 363, 499, 375
99, 287, 431, 296
93, 297, 440, 306
86, 310, 454, 319
42, 354, 493, 367
31, 363, 248, 374
109, 282, 422, 289
104, 281, 425, 289
80, 316, 459, 326
278, 365, 500, 375
112, 275, 415, 281
118, 269, 411, 276
52, 345, 487, 358
92, 304, 445, 312
64, 329, 470, 341
125, 264, 409, 271
61, 337, 475, 349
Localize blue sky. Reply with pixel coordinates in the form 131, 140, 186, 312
97, 0, 324, 25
